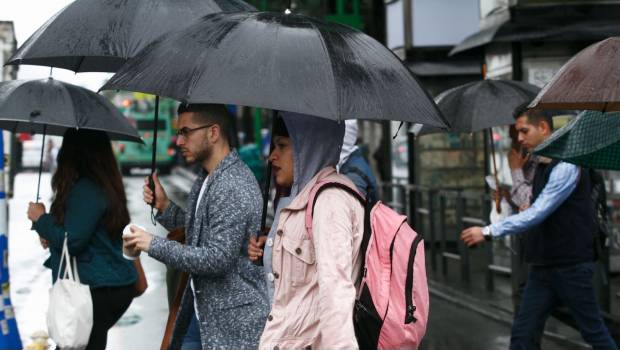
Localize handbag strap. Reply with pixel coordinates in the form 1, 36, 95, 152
58, 233, 80, 283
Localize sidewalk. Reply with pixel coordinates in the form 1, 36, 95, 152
425, 241, 620, 348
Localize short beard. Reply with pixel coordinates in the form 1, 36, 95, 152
193, 142, 212, 163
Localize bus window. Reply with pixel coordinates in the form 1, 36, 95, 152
136, 120, 167, 130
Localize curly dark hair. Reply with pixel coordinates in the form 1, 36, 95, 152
50, 129, 129, 239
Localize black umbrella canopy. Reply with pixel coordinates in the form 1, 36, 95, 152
0, 78, 142, 143
101, 11, 448, 128
6, 0, 256, 73
412, 80, 540, 135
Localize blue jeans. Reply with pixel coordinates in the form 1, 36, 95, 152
181, 311, 202, 350
510, 262, 617, 350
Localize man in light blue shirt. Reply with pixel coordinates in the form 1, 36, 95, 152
461, 109, 617, 350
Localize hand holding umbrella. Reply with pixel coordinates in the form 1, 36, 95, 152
142, 172, 170, 212
27, 202, 46, 222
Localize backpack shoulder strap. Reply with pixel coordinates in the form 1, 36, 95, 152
305, 181, 365, 240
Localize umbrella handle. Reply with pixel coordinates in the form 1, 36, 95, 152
494, 189, 502, 213
149, 174, 157, 226
489, 128, 502, 214
149, 174, 157, 207
32, 126, 47, 230
149, 96, 160, 226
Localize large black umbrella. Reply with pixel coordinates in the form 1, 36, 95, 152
101, 11, 448, 127
6, 0, 256, 73
0, 78, 142, 202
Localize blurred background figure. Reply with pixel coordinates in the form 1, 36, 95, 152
338, 120, 379, 203
43, 139, 58, 174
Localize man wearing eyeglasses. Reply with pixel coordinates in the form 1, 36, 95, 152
123, 103, 269, 350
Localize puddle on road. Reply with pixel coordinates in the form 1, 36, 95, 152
116, 313, 142, 327
16, 287, 30, 295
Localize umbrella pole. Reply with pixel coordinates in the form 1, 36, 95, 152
488, 128, 502, 213
261, 164, 272, 231
35, 125, 47, 203
260, 111, 278, 231
149, 96, 160, 225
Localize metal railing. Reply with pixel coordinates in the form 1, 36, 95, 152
378, 181, 615, 314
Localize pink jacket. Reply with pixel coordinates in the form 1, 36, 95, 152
260, 167, 365, 350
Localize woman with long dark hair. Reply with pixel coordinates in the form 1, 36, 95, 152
28, 129, 137, 350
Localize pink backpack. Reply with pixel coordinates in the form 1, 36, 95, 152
306, 179, 429, 350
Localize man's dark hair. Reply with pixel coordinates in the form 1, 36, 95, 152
177, 103, 232, 143
513, 101, 554, 130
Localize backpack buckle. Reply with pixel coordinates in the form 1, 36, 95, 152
405, 305, 417, 324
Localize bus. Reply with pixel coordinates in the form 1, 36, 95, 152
114, 94, 178, 175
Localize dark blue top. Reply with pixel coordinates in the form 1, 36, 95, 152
526, 161, 596, 266
34, 177, 137, 288
340, 149, 379, 203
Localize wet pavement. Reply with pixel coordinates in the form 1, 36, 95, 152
420, 295, 586, 350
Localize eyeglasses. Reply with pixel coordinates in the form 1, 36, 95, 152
176, 124, 214, 138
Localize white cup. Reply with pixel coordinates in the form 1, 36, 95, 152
122, 224, 145, 260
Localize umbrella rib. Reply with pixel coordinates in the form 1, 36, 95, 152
64, 86, 80, 129
308, 19, 340, 121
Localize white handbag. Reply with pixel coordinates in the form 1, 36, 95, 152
47, 234, 93, 350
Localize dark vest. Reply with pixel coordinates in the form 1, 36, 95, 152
524, 160, 596, 266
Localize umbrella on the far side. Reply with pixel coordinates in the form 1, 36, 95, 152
411, 79, 540, 135
101, 11, 448, 128
529, 37, 620, 111
534, 110, 620, 170
0, 78, 142, 202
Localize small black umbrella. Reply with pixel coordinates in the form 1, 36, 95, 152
411, 79, 540, 213
6, 0, 256, 73
101, 11, 448, 128
412, 80, 540, 135
0, 78, 142, 202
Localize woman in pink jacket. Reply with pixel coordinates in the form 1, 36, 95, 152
249, 112, 365, 349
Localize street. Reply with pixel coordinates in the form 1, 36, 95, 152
6, 171, 592, 350
420, 296, 585, 350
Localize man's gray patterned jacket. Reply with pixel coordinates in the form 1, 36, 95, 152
149, 150, 269, 349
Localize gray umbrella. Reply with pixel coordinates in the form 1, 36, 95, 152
6, 0, 256, 73
0, 78, 142, 142
0, 78, 142, 202
411, 80, 540, 135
